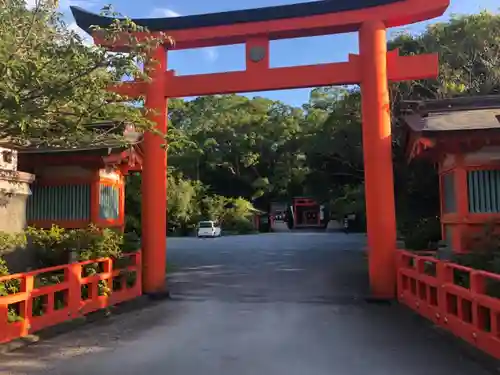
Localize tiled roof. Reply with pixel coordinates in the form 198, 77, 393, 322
0, 121, 142, 153
404, 109, 500, 132
401, 95, 500, 133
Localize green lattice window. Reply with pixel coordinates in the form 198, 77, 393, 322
27, 184, 91, 221
467, 170, 500, 213
99, 184, 120, 220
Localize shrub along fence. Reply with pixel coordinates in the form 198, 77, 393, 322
397, 250, 500, 359
0, 252, 141, 344
0, 225, 142, 345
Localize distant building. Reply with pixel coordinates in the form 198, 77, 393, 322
277, 197, 329, 230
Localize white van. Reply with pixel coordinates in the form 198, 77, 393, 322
197, 220, 221, 238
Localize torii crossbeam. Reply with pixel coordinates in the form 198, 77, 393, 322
72, 0, 450, 300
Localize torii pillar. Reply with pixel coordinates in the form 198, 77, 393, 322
141, 47, 168, 296
359, 21, 397, 299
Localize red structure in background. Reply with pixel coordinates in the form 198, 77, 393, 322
402, 96, 500, 253
292, 197, 321, 228
16, 122, 143, 231
72, 0, 450, 299
397, 96, 500, 359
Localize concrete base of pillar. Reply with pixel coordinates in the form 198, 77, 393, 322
145, 290, 171, 301
365, 296, 394, 305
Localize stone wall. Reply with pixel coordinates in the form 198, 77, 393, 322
0, 169, 36, 273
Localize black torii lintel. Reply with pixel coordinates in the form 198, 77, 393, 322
70, 0, 404, 34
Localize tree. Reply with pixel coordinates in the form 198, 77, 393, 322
389, 11, 500, 102
0, 0, 169, 147
124, 167, 258, 236
301, 87, 364, 202
167, 168, 204, 234
168, 95, 307, 204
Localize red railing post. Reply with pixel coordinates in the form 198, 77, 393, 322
68, 263, 82, 319
21, 275, 34, 336
396, 251, 404, 299
436, 261, 447, 323
0, 292, 8, 343
470, 271, 485, 335
134, 252, 142, 296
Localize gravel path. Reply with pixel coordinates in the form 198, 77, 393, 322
0, 232, 496, 375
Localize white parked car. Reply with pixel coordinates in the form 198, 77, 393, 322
196, 221, 221, 238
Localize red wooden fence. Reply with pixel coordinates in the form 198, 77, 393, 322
397, 250, 500, 359
0, 252, 141, 344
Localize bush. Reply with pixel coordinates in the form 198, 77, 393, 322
0, 233, 25, 322
122, 231, 141, 253
125, 214, 142, 237
0, 256, 20, 296
0, 232, 27, 256
26, 225, 124, 266
0, 231, 26, 301
347, 213, 367, 233
25, 225, 71, 268
400, 216, 441, 250
0, 259, 22, 322
224, 218, 256, 235
451, 223, 500, 298
74, 226, 123, 261
453, 222, 500, 274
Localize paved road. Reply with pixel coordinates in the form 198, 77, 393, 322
0, 232, 496, 375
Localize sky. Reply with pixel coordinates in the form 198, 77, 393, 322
56, 0, 499, 107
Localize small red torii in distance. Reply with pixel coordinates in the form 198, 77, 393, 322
71, 0, 450, 300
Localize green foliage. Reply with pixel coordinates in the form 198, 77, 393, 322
223, 218, 256, 235
167, 169, 205, 234
456, 223, 500, 272
216, 197, 257, 233
26, 225, 123, 266
399, 217, 442, 251
0, 233, 24, 321
122, 231, 141, 253
124, 172, 142, 235
0, 0, 169, 147
389, 12, 500, 100
452, 223, 500, 298
331, 185, 365, 218
0, 232, 27, 320
0, 257, 9, 277
25, 225, 70, 267
74, 227, 123, 262
125, 167, 259, 236
0, 231, 27, 255
168, 95, 307, 202
0, 256, 20, 296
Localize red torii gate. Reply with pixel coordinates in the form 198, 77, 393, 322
71, 0, 450, 299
